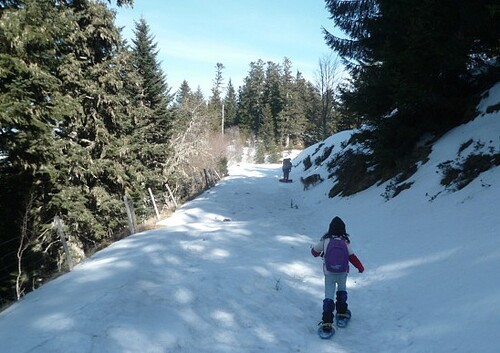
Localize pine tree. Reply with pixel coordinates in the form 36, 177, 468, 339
175, 80, 193, 107
277, 57, 297, 147
208, 62, 225, 132
323, 0, 379, 69
173, 80, 194, 133
129, 17, 175, 193
130, 17, 173, 141
255, 104, 276, 163
295, 72, 323, 146
281, 71, 312, 148
238, 60, 266, 137
210, 62, 225, 104
260, 61, 280, 145
223, 79, 238, 128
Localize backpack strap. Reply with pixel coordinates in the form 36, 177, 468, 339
323, 237, 330, 254
321, 237, 329, 262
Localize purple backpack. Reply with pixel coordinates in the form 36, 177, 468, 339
324, 238, 349, 273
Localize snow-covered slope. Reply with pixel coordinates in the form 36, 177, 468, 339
0, 84, 498, 353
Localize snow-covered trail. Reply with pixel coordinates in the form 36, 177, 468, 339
1, 157, 499, 353
0, 164, 337, 353
154, 163, 326, 353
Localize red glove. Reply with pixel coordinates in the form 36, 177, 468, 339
349, 254, 364, 273
311, 247, 322, 257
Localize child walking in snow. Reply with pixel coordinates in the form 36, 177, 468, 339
311, 216, 364, 332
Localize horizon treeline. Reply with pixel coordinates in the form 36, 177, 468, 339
176, 55, 347, 161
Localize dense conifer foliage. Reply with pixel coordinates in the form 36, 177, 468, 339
128, 17, 175, 201
235, 58, 323, 151
323, 0, 499, 170
0, 0, 144, 303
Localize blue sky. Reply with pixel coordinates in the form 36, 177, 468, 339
113, 0, 338, 97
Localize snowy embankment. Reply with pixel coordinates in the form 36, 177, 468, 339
0, 84, 498, 353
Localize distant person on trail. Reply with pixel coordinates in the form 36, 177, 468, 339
311, 216, 364, 333
282, 158, 292, 181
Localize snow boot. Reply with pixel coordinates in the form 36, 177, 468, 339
321, 298, 335, 331
335, 291, 350, 318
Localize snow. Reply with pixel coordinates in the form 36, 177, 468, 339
1, 84, 499, 353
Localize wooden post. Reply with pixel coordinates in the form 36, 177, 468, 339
213, 169, 221, 181
123, 195, 136, 234
203, 169, 211, 187
131, 203, 137, 232
54, 216, 73, 271
221, 103, 225, 136
165, 182, 178, 208
148, 187, 160, 220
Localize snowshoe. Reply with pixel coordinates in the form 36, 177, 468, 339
335, 310, 351, 328
317, 322, 335, 339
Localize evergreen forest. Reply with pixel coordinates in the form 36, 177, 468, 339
0, 0, 498, 306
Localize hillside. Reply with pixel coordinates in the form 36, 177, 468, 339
0, 84, 498, 353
